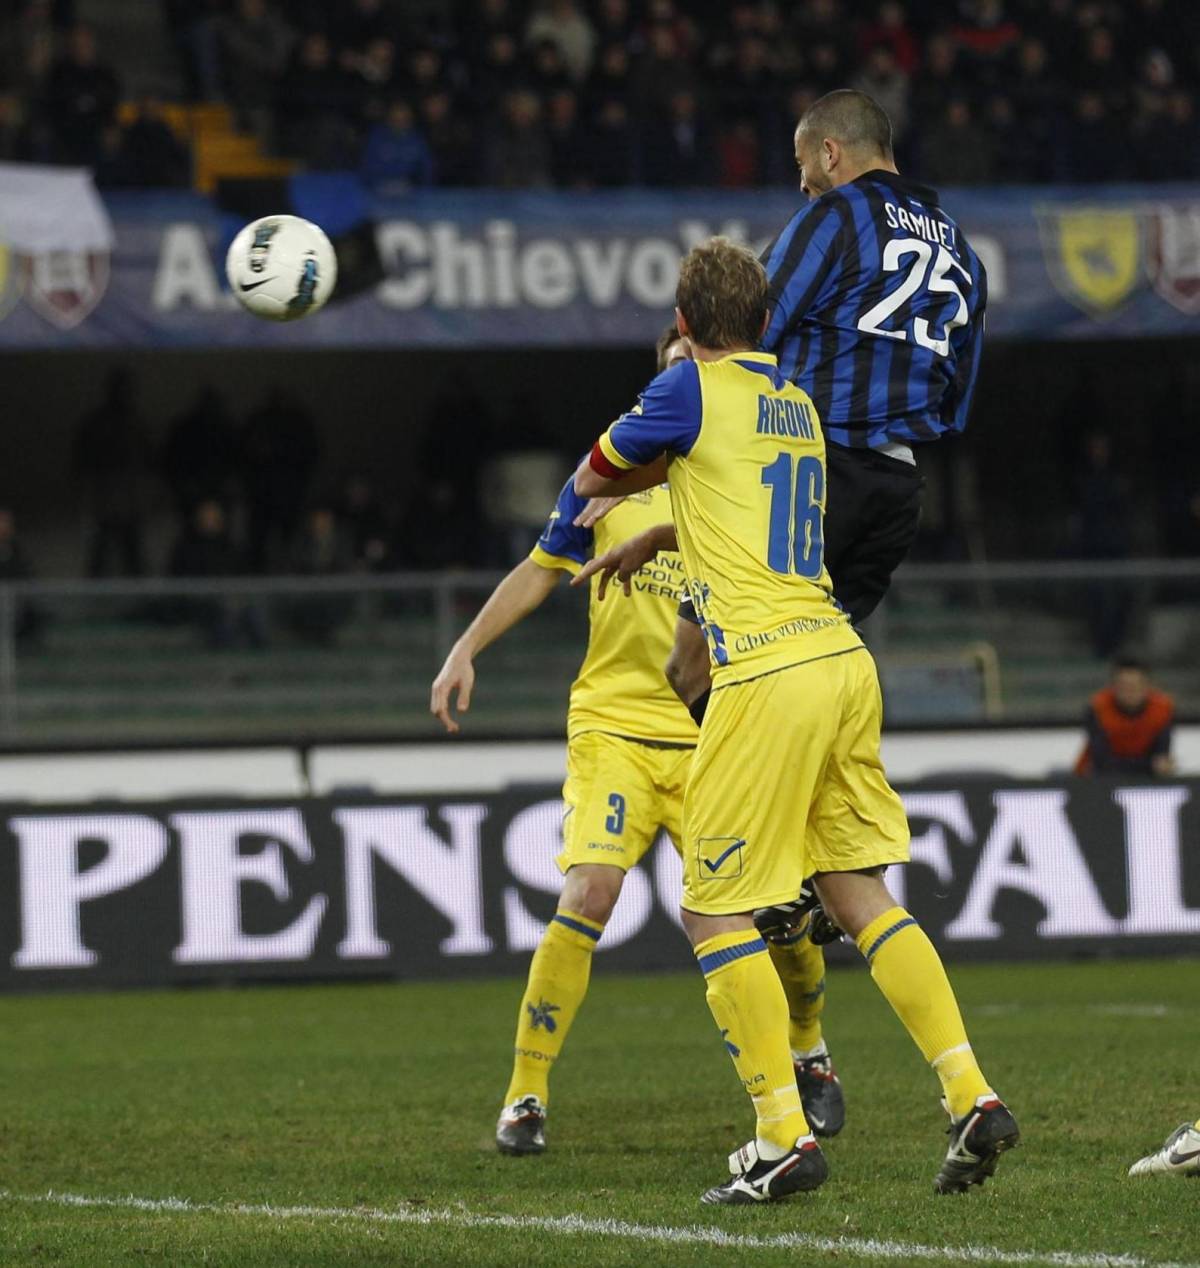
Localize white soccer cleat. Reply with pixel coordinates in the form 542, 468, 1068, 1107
1128, 1121, 1200, 1177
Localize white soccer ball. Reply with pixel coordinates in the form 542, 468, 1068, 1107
225, 215, 337, 322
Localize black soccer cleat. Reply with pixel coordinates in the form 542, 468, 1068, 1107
700, 1136, 828, 1205
934, 1094, 1020, 1194
495, 1095, 547, 1156
795, 1046, 846, 1138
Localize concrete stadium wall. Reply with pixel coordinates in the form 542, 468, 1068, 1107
0, 727, 1198, 802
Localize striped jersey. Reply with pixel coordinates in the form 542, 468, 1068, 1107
761, 169, 986, 449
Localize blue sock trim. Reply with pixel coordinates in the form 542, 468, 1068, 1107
553, 913, 602, 942
697, 935, 768, 977
863, 916, 917, 963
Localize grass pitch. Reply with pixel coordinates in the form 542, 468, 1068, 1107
0, 959, 1196, 1267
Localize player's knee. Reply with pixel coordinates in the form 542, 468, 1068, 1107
812, 868, 892, 940
561, 865, 623, 925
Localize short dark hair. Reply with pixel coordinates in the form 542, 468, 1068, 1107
797, 88, 894, 159
1112, 655, 1149, 676
655, 320, 682, 371
675, 237, 767, 351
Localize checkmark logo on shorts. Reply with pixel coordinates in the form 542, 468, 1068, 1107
697, 837, 746, 879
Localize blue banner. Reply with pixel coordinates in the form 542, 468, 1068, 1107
0, 184, 1198, 347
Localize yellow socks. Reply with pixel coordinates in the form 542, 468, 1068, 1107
768, 931, 827, 1055
695, 928, 810, 1151
503, 909, 603, 1107
855, 906, 991, 1119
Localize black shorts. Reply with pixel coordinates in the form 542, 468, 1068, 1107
678, 443, 924, 628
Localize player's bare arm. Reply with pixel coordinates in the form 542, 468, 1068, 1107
571, 522, 678, 599
431, 557, 561, 733
573, 451, 670, 499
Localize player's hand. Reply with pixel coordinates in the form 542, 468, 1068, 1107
571, 528, 661, 600
430, 648, 475, 734
573, 496, 625, 529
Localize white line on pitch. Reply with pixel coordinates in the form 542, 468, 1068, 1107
0, 1188, 1194, 1268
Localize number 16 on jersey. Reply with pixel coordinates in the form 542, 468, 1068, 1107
761, 452, 825, 579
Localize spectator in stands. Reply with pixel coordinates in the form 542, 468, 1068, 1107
485, 89, 551, 188
0, 507, 44, 645
1055, 91, 1125, 183
851, 44, 909, 141
526, 0, 596, 84
283, 503, 354, 644
634, 20, 695, 114
73, 367, 152, 578
920, 98, 994, 186
908, 33, 967, 127
361, 99, 434, 190
527, 38, 574, 98
593, 0, 637, 51
1075, 657, 1175, 778
241, 387, 320, 573
585, 40, 634, 113
275, 31, 357, 166
212, 0, 294, 133
419, 90, 474, 186
585, 95, 635, 185
44, 23, 119, 164
643, 88, 712, 186
95, 95, 189, 187
546, 88, 588, 187
163, 387, 238, 516
715, 116, 761, 187
168, 498, 265, 649
1072, 431, 1133, 657
328, 0, 395, 55
337, 474, 390, 571
474, 29, 523, 112
0, 93, 33, 161
858, 1, 918, 75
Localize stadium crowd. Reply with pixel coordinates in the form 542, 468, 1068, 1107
0, 0, 1198, 188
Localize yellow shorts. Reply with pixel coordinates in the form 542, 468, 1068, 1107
558, 730, 693, 873
681, 648, 910, 915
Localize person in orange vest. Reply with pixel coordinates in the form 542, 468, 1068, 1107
1075, 657, 1175, 777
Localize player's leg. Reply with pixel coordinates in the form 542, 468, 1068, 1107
680, 669, 843, 1204
661, 732, 846, 1137
497, 733, 658, 1154
762, 920, 845, 1137
823, 444, 923, 627
1128, 1117, 1200, 1176
665, 607, 712, 724
808, 650, 1018, 1192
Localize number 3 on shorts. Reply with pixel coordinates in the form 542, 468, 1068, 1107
605, 793, 626, 835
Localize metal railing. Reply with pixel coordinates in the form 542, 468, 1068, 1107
0, 558, 1196, 746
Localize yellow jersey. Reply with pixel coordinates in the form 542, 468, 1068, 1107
530, 480, 698, 746
596, 351, 860, 689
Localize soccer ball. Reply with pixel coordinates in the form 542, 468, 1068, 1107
226, 215, 337, 322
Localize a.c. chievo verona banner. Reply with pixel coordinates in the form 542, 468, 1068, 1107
0, 174, 1198, 345
1, 777, 1198, 991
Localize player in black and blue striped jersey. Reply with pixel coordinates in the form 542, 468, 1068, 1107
667, 89, 987, 722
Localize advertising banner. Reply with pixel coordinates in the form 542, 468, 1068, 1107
0, 777, 1198, 992
0, 182, 1198, 347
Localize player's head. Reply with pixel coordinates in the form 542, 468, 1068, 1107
1111, 656, 1152, 712
655, 320, 692, 372
674, 237, 767, 354
794, 89, 894, 199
